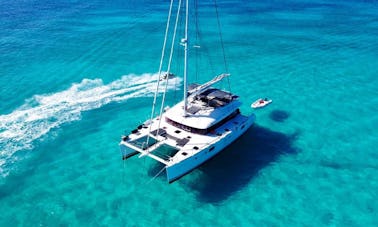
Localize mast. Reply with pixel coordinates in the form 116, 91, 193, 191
183, 0, 189, 116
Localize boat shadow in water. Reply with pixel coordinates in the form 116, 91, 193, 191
184, 124, 300, 204
269, 109, 290, 122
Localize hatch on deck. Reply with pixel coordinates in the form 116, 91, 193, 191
151, 144, 179, 161
128, 136, 158, 150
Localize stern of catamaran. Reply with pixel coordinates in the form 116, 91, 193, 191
119, 137, 139, 160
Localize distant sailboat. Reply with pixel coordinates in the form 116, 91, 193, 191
119, 0, 256, 183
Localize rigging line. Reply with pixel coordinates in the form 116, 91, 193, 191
157, 0, 182, 133
213, 0, 231, 91
146, 0, 174, 147
122, 156, 126, 184
194, 0, 216, 78
147, 166, 166, 184
194, 0, 199, 81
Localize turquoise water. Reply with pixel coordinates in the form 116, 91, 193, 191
1, 0, 378, 226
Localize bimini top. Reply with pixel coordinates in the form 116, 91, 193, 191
164, 87, 241, 130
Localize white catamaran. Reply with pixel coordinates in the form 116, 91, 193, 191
119, 0, 256, 183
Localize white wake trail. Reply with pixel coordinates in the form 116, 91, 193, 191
0, 73, 181, 177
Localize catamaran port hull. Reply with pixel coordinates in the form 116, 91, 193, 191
119, 144, 139, 160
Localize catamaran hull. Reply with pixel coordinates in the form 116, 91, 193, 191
120, 143, 139, 160
166, 114, 255, 183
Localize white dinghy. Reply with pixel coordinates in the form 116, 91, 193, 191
251, 98, 272, 109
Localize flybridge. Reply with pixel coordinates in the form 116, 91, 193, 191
187, 73, 230, 99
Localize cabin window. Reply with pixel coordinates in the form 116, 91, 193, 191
193, 146, 199, 150
209, 146, 215, 151
182, 152, 188, 156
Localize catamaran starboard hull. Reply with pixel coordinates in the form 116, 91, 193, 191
166, 114, 255, 183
